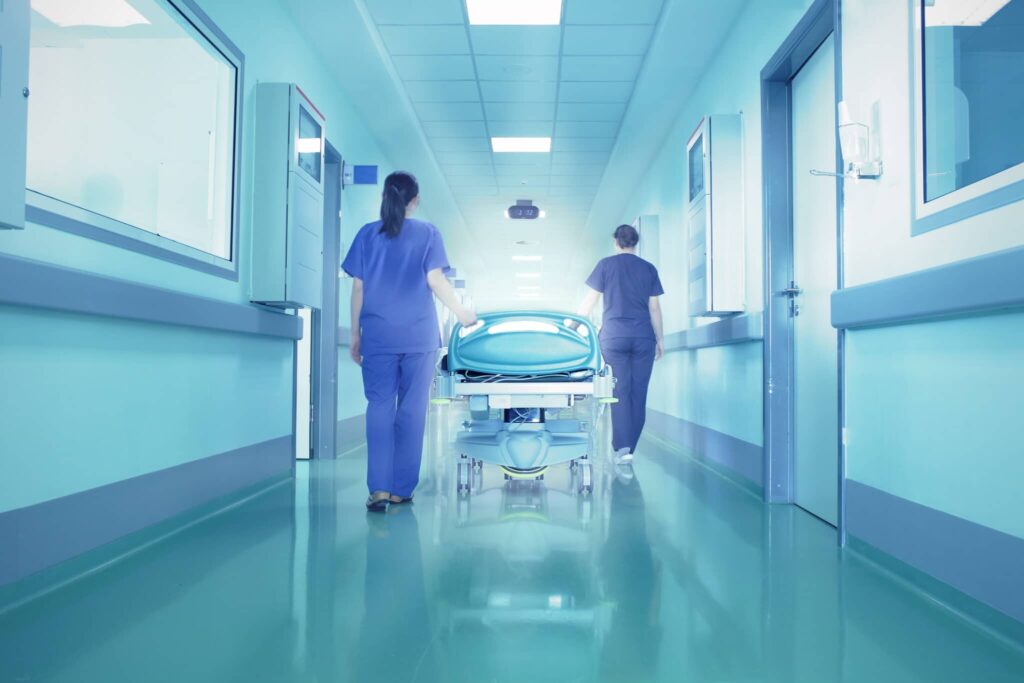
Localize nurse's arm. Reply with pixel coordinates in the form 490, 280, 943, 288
427, 268, 477, 327
650, 296, 664, 360
575, 287, 601, 324
349, 278, 364, 365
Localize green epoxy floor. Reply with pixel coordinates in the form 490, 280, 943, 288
2, 408, 1024, 682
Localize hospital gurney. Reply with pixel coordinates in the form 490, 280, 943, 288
435, 312, 615, 496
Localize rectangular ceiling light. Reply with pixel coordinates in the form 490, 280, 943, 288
467, 0, 562, 25
924, 0, 1010, 25
492, 137, 552, 153
32, 0, 151, 27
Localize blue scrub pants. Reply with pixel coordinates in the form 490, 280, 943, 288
361, 352, 436, 497
601, 337, 657, 454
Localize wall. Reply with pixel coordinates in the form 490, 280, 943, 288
0, 0, 393, 580
620, 0, 815, 464
840, 0, 1024, 620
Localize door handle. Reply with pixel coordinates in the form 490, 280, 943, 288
781, 282, 802, 297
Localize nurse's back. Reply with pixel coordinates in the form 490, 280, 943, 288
347, 217, 446, 354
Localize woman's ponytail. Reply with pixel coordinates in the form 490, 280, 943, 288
380, 171, 419, 238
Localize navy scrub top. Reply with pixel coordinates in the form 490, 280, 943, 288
586, 253, 664, 340
342, 218, 450, 354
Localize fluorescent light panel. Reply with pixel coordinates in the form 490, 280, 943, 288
924, 0, 1010, 25
492, 137, 552, 153
32, 0, 150, 27
467, 0, 562, 25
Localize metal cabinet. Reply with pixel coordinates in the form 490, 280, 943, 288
251, 83, 326, 309
0, 0, 30, 230
686, 115, 745, 317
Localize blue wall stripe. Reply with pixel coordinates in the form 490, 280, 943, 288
0, 436, 293, 587
645, 409, 764, 492
831, 246, 1024, 329
0, 252, 302, 340
664, 312, 764, 352
847, 480, 1024, 624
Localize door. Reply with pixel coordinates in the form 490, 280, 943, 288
790, 35, 839, 525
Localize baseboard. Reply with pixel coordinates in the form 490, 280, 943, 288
336, 413, 367, 456
0, 435, 293, 586
847, 480, 1024, 627
645, 409, 764, 493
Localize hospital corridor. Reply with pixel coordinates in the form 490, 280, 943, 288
1, 0, 1024, 681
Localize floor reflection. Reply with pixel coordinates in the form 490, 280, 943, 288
1, 406, 1024, 682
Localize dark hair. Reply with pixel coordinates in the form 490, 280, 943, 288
613, 224, 640, 249
380, 171, 419, 238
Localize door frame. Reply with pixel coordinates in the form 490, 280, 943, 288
309, 142, 343, 458
760, 0, 848, 543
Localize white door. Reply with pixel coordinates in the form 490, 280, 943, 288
791, 35, 839, 526
295, 308, 312, 460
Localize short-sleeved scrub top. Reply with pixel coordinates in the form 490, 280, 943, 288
586, 253, 665, 340
342, 218, 450, 354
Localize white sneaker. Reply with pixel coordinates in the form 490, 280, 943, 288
613, 448, 633, 465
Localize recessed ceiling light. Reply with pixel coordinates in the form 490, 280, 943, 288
32, 0, 150, 27
467, 0, 562, 25
516, 273, 542, 279
512, 255, 543, 262
924, 0, 1010, 26
492, 137, 552, 153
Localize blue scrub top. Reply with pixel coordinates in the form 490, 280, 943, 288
586, 253, 664, 340
342, 218, 450, 354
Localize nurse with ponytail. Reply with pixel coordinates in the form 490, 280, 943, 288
342, 172, 477, 511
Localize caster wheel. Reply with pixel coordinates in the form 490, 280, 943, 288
578, 463, 593, 495
457, 459, 471, 495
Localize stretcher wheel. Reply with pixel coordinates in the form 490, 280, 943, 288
457, 456, 471, 496
578, 462, 593, 496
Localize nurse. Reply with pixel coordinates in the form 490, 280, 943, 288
343, 171, 477, 511
577, 224, 665, 465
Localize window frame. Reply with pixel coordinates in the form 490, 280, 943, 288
25, 0, 245, 280
911, 0, 1024, 236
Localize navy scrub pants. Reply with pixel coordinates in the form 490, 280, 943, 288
600, 337, 657, 454
361, 351, 436, 497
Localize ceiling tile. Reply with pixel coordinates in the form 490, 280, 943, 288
434, 150, 494, 165
454, 187, 501, 197
558, 81, 634, 103
489, 120, 553, 137
430, 137, 492, 152
561, 55, 644, 81
492, 153, 552, 167
423, 120, 487, 137
448, 176, 498, 188
470, 26, 561, 55
475, 55, 559, 82
552, 150, 611, 165
556, 102, 626, 121
403, 80, 481, 102
564, 0, 664, 24
365, 0, 465, 25
378, 25, 470, 55
442, 164, 495, 176
414, 101, 485, 121
563, 25, 655, 55
555, 120, 620, 137
550, 163, 604, 176
484, 101, 557, 121
552, 137, 614, 151
393, 55, 476, 80
549, 175, 600, 187
481, 80, 557, 102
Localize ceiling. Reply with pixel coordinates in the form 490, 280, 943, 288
362, 0, 668, 310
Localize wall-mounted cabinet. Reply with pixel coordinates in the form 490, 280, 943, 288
0, 0, 30, 230
687, 115, 745, 317
251, 83, 326, 309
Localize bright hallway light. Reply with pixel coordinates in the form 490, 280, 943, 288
924, 0, 1010, 25
512, 255, 543, 262
32, 0, 150, 27
492, 137, 552, 153
467, 0, 562, 25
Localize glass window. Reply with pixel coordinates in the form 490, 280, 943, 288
922, 0, 1024, 203
688, 133, 705, 202
297, 105, 322, 184
26, 0, 238, 261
